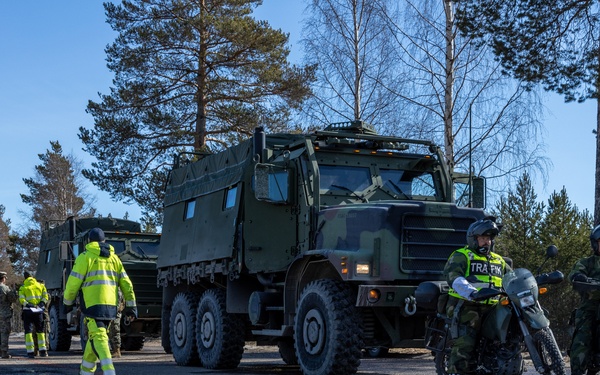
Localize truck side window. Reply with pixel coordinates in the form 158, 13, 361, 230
185, 199, 196, 219
224, 186, 237, 209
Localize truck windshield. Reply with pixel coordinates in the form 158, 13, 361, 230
319, 165, 371, 192
132, 241, 160, 257
107, 240, 126, 255
380, 169, 436, 198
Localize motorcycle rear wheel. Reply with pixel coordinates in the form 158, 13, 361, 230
534, 327, 566, 375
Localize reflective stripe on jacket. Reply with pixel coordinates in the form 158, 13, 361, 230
18, 277, 48, 307
448, 247, 506, 304
63, 241, 136, 319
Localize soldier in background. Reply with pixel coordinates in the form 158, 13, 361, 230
0, 271, 17, 358
109, 290, 124, 357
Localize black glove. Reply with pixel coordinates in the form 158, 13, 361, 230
63, 303, 74, 314
124, 307, 138, 319
573, 274, 590, 283
38, 301, 46, 309
25, 303, 34, 309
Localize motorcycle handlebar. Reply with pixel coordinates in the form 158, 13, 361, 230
535, 270, 564, 286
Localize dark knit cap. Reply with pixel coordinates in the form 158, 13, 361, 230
89, 227, 105, 242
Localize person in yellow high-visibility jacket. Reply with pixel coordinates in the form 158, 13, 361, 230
63, 228, 137, 375
19, 270, 49, 358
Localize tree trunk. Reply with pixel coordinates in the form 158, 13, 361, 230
444, 0, 455, 174
595, 96, 600, 225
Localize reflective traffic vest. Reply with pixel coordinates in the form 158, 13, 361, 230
448, 247, 506, 304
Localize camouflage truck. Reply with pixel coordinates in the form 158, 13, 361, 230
157, 122, 487, 374
36, 216, 161, 352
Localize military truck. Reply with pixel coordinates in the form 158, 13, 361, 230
157, 122, 487, 374
36, 216, 161, 352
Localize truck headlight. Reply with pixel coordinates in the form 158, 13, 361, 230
356, 263, 370, 275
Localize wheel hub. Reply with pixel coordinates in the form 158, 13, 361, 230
200, 311, 216, 349
303, 308, 325, 355
173, 311, 186, 347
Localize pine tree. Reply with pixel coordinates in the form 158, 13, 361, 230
80, 0, 315, 221
21, 141, 94, 229
538, 188, 592, 349
493, 172, 544, 269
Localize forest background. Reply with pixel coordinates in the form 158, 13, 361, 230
0, 0, 596, 349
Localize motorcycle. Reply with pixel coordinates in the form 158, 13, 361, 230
420, 245, 566, 375
571, 277, 600, 374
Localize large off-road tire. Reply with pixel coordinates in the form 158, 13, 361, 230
277, 338, 298, 365
170, 292, 201, 366
121, 336, 144, 351
294, 279, 363, 375
195, 288, 245, 369
534, 327, 566, 375
48, 304, 71, 351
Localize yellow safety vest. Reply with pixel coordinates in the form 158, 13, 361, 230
448, 247, 505, 304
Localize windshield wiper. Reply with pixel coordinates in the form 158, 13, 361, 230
136, 245, 151, 260
387, 180, 411, 200
330, 184, 368, 203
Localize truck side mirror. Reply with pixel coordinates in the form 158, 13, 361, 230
254, 163, 290, 204
59, 241, 72, 261
452, 173, 486, 209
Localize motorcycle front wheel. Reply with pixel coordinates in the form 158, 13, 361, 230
534, 327, 566, 375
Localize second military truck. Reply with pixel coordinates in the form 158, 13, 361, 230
36, 216, 162, 352
157, 122, 487, 374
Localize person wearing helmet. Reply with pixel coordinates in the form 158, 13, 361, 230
443, 218, 512, 375
568, 224, 600, 375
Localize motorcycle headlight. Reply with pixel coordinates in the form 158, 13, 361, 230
517, 290, 535, 308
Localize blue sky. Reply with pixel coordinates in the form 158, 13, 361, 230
0, 1, 595, 231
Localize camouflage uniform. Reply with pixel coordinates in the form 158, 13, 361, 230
568, 254, 600, 375
109, 292, 124, 357
0, 272, 17, 358
444, 247, 511, 375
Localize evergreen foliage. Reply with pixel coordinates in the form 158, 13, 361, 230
80, 0, 315, 220
495, 173, 593, 349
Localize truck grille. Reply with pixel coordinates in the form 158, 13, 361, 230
400, 215, 475, 274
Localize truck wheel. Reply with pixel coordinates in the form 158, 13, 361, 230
170, 292, 201, 366
48, 304, 71, 351
121, 336, 144, 351
195, 288, 245, 369
294, 279, 363, 375
277, 338, 298, 365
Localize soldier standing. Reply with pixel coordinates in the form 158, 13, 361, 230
109, 290, 124, 357
0, 271, 16, 358
569, 224, 600, 375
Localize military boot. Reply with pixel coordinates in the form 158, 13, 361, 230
39, 350, 48, 357
111, 349, 121, 358
0, 351, 11, 359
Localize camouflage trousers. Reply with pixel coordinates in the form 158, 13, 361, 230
0, 316, 10, 352
109, 311, 121, 352
570, 305, 599, 374
446, 297, 493, 375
